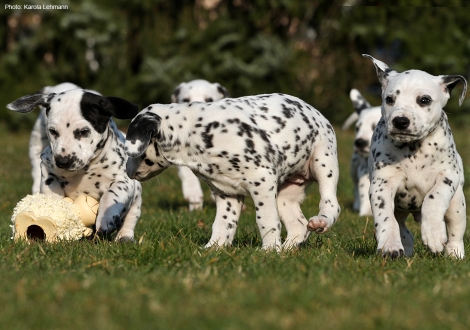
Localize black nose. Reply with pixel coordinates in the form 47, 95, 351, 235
354, 138, 368, 149
54, 155, 74, 169
392, 116, 410, 130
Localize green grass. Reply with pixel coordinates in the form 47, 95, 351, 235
1, 123, 470, 330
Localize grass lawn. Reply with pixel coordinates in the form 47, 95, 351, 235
1, 120, 470, 330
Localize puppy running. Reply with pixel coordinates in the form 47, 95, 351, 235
364, 54, 467, 258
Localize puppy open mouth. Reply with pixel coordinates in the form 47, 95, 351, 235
389, 132, 421, 142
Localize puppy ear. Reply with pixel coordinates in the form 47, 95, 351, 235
441, 75, 467, 106
215, 83, 230, 99
350, 89, 372, 114
362, 54, 398, 89
7, 94, 50, 113
171, 85, 182, 103
80, 92, 139, 133
104, 96, 139, 119
125, 112, 161, 158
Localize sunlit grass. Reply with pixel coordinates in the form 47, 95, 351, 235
1, 123, 470, 330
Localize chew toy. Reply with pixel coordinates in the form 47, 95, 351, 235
11, 193, 99, 242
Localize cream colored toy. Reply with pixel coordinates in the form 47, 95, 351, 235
11, 193, 99, 242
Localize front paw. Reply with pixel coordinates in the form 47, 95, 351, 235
421, 230, 446, 254
378, 247, 405, 259
378, 240, 406, 258
97, 215, 122, 235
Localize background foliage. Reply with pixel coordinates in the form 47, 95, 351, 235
1, 1, 470, 130
2, 2, 470, 329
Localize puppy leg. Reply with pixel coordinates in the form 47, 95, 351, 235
205, 193, 244, 248
370, 177, 404, 258
351, 154, 360, 212
115, 184, 142, 242
420, 174, 458, 254
443, 186, 466, 258
307, 146, 341, 233
277, 181, 310, 249
250, 186, 283, 250
96, 179, 138, 235
395, 210, 414, 257
178, 166, 204, 211
357, 159, 372, 216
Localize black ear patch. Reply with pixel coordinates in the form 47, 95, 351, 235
352, 94, 372, 114
126, 112, 161, 157
80, 92, 139, 133
216, 84, 230, 99
7, 94, 50, 113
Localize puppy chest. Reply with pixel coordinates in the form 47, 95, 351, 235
394, 186, 425, 212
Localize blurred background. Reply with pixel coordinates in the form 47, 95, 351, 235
1, 0, 469, 130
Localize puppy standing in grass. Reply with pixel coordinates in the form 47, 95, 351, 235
125, 93, 341, 250
347, 89, 381, 216
171, 79, 230, 211
364, 54, 467, 258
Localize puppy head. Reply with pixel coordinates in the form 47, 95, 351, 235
7, 89, 138, 172
363, 54, 467, 142
350, 89, 381, 156
171, 79, 229, 103
125, 108, 170, 181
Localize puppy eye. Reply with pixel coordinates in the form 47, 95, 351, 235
417, 95, 432, 106
205, 98, 213, 102
49, 128, 59, 137
144, 159, 154, 166
385, 96, 395, 105
80, 128, 91, 137
182, 98, 190, 103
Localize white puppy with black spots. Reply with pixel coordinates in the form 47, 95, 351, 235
364, 54, 467, 258
8, 89, 143, 241
347, 89, 381, 216
125, 93, 341, 250
171, 79, 230, 210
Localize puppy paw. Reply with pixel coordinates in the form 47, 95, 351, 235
378, 248, 405, 259
189, 201, 203, 211
422, 233, 446, 254
98, 215, 121, 234
307, 216, 329, 233
445, 242, 465, 259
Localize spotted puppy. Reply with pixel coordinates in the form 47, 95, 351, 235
8, 89, 142, 241
125, 93, 341, 250
348, 89, 381, 216
364, 54, 467, 258
171, 79, 230, 210
29, 82, 86, 194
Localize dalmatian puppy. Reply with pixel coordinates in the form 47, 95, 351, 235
364, 54, 467, 258
29, 82, 84, 194
171, 79, 230, 211
348, 89, 381, 216
7, 89, 142, 241
125, 93, 341, 250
